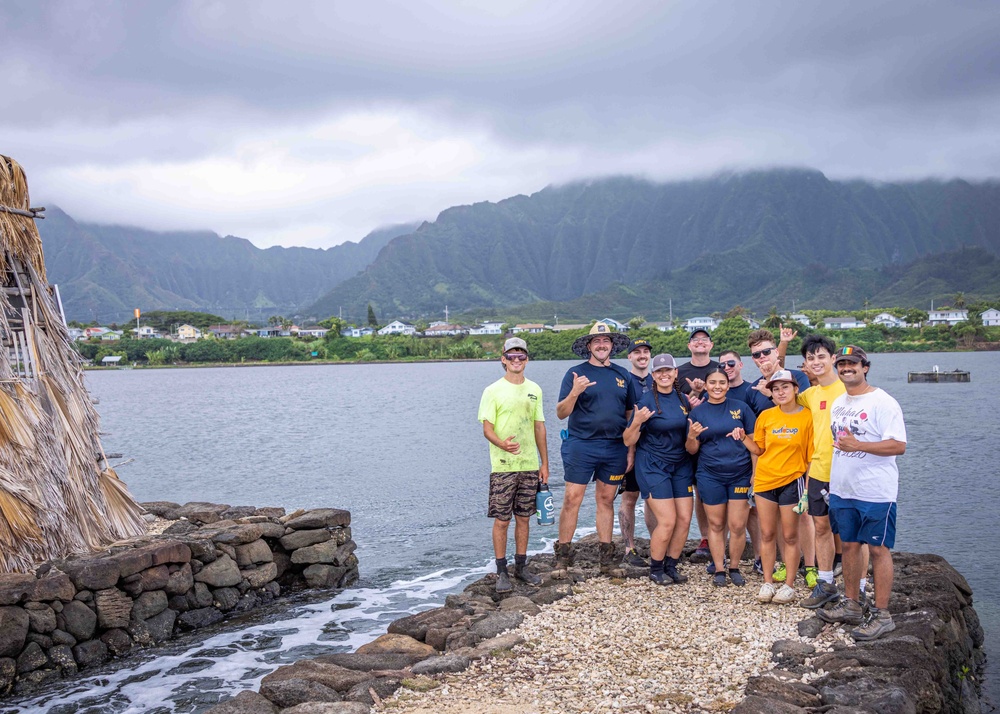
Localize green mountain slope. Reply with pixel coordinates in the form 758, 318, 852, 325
309, 170, 1000, 319
39, 208, 417, 322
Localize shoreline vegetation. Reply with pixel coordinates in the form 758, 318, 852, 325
77, 317, 999, 370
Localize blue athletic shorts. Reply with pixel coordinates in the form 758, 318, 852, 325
561, 437, 628, 486
828, 494, 896, 548
635, 451, 694, 500
695, 467, 752, 506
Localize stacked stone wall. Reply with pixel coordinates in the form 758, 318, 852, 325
0, 502, 358, 695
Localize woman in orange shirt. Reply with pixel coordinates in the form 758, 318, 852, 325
736, 370, 814, 604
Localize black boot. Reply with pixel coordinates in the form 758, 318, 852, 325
665, 557, 688, 584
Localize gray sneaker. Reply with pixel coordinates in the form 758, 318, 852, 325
800, 581, 840, 610
851, 607, 895, 641
815, 596, 864, 625
495, 571, 513, 593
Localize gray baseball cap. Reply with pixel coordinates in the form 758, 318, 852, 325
651, 353, 677, 371
503, 337, 529, 354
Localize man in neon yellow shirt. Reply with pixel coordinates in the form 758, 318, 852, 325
796, 334, 846, 609
478, 337, 549, 593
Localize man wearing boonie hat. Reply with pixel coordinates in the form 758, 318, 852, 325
478, 337, 548, 593
554, 323, 637, 577
817, 346, 907, 642
618, 338, 658, 568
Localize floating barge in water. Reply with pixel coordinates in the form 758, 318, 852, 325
908, 368, 970, 383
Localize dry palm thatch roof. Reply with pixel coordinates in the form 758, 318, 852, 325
0, 155, 145, 573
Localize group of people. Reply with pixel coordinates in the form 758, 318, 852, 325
478, 322, 906, 642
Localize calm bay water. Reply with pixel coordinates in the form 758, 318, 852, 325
4, 352, 998, 711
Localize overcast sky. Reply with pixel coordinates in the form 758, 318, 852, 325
2, 1, 997, 248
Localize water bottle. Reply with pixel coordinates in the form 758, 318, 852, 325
536, 483, 555, 525
820, 488, 830, 505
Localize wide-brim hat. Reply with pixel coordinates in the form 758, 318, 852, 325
572, 323, 630, 358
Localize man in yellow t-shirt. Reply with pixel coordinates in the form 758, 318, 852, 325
478, 337, 549, 593
796, 334, 846, 609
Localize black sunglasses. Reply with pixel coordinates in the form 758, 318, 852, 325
503, 352, 528, 362
751, 347, 775, 359
719, 359, 738, 368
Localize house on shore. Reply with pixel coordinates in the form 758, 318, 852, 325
873, 313, 905, 328
981, 308, 1000, 327
342, 326, 375, 338
295, 326, 329, 338
551, 323, 588, 332
207, 324, 242, 340
177, 324, 202, 340
928, 309, 969, 326
378, 320, 417, 336
824, 316, 864, 330
469, 321, 504, 335
511, 323, 547, 334
135, 325, 162, 339
597, 318, 628, 332
641, 321, 676, 332
683, 316, 719, 333
423, 324, 469, 337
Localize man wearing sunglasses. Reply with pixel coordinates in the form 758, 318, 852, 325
747, 330, 811, 397
478, 337, 548, 593
718, 350, 773, 417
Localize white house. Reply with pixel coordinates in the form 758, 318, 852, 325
342, 327, 375, 338
378, 320, 417, 336
511, 323, 547, 334
296, 326, 329, 338
873, 312, 905, 328
67, 327, 85, 341
641, 321, 676, 332
981, 308, 1000, 327
789, 314, 812, 327
550, 323, 588, 332
739, 316, 761, 329
683, 316, 719, 333
824, 316, 864, 330
928, 309, 969, 326
135, 325, 160, 339
469, 321, 504, 335
423, 324, 469, 337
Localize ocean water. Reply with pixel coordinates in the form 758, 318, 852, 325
3, 352, 997, 711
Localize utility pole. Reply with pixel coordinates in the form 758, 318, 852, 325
445, 305, 449, 323
669, 299, 673, 324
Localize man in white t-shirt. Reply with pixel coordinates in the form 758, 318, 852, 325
817, 346, 906, 641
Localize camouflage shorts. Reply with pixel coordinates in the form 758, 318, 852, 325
488, 470, 539, 520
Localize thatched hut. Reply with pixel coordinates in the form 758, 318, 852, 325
0, 155, 145, 573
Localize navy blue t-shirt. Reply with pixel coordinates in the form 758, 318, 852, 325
688, 398, 757, 477
751, 368, 811, 395
630, 371, 653, 396
635, 389, 692, 465
559, 361, 638, 440
727, 380, 775, 416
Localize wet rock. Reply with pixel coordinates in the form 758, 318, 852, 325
194, 554, 242, 587
165, 563, 194, 596
15, 642, 47, 673
291, 541, 356, 566
101, 628, 133, 657
0, 607, 30, 657
410, 654, 471, 676
235, 539, 273, 567
470, 611, 523, 640
13, 667, 59, 692
61, 600, 97, 641
213, 587, 240, 611
24, 604, 56, 634
72, 639, 108, 669
139, 565, 170, 591
47, 644, 76, 674
388, 607, 465, 642
279, 529, 331, 551
132, 590, 168, 621
0, 657, 14, 692
272, 552, 291, 579
284, 509, 351, 530
178, 607, 224, 630
191, 582, 213, 609
260, 677, 342, 707
356, 633, 436, 658
144, 608, 177, 643
303, 564, 348, 589
242, 562, 278, 588
204, 690, 278, 714
234, 593, 259, 612
314, 652, 425, 671
95, 588, 133, 629
261, 660, 373, 693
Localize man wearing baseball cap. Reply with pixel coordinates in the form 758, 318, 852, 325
478, 337, 548, 593
618, 338, 658, 568
554, 323, 636, 576
817, 346, 907, 641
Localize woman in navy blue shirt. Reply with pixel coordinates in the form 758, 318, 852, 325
686, 367, 757, 586
624, 354, 694, 585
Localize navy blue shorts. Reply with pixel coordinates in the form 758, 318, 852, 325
828, 494, 896, 548
635, 451, 694, 500
696, 467, 752, 506
561, 438, 628, 486
756, 477, 804, 507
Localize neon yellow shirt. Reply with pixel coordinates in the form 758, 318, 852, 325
797, 380, 847, 483
478, 377, 545, 472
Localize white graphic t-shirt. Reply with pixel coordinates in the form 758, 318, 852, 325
829, 388, 907, 502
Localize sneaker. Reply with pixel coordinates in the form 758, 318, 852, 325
753, 557, 764, 576
692, 539, 711, 562
495, 571, 512, 593
757, 582, 777, 602
623, 547, 647, 568
859, 588, 870, 615
772, 562, 787, 582
712, 572, 727, 587
816, 597, 864, 625
649, 571, 673, 586
800, 581, 840, 610
513, 565, 541, 586
729, 569, 746, 587
772, 584, 797, 604
833, 557, 843, 578
851, 607, 895, 641
804, 567, 819, 589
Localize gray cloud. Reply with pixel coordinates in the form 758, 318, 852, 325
2, 0, 997, 247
